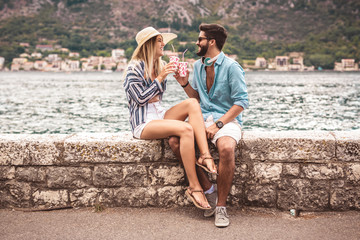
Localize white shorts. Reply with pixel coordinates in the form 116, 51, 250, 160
133, 102, 166, 139
205, 115, 242, 145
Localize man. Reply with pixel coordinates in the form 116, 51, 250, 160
171, 23, 249, 228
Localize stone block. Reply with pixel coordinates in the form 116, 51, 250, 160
278, 179, 329, 210
64, 133, 162, 164
0, 135, 67, 166
33, 190, 68, 208
0, 166, 15, 180
242, 131, 335, 161
331, 180, 345, 188
347, 163, 360, 183
157, 186, 186, 207
282, 164, 300, 176
1, 181, 32, 208
93, 165, 148, 187
16, 167, 46, 183
111, 187, 158, 207
334, 131, 360, 162
330, 187, 360, 210
245, 185, 277, 208
149, 165, 185, 186
47, 167, 92, 188
229, 184, 244, 206
253, 163, 282, 184
301, 164, 344, 180
233, 163, 249, 185
70, 188, 100, 207
164, 138, 179, 162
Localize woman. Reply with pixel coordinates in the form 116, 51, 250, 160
124, 27, 217, 209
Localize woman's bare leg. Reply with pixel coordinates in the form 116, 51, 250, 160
164, 98, 217, 173
141, 119, 210, 208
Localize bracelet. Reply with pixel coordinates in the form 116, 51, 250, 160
181, 81, 189, 88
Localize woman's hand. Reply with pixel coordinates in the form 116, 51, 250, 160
174, 69, 190, 87
157, 62, 176, 82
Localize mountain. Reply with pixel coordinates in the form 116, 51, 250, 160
0, 0, 359, 68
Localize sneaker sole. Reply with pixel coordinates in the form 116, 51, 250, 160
204, 208, 216, 218
215, 222, 229, 228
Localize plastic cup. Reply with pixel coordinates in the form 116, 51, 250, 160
169, 56, 179, 70
178, 62, 188, 77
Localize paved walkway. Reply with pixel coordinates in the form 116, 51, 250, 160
1, 207, 359, 240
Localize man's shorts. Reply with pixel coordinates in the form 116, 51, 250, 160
205, 115, 242, 145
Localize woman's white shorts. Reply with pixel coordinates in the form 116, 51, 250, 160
133, 102, 166, 139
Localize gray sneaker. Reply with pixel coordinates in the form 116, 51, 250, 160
215, 207, 229, 228
204, 184, 217, 217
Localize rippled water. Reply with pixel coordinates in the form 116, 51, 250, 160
0, 71, 359, 134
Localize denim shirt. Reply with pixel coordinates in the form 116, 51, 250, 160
191, 52, 249, 125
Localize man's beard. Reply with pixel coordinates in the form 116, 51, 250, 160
196, 43, 209, 56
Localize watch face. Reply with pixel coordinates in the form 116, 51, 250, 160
216, 121, 224, 128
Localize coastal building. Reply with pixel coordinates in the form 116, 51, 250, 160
12, 58, 27, 65
22, 62, 34, 71
275, 56, 289, 71
334, 59, 359, 71
61, 48, 70, 53
31, 52, 42, 59
19, 43, 30, 48
0, 57, 4, 70
112, 49, 125, 61
34, 60, 48, 71
46, 54, 61, 63
11, 63, 21, 71
255, 57, 267, 68
61, 60, 81, 72
69, 52, 80, 58
36, 45, 54, 52
11, 58, 27, 70
20, 53, 30, 58
102, 57, 117, 70
45, 60, 61, 72
116, 62, 128, 71
288, 52, 304, 71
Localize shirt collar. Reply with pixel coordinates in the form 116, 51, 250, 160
214, 52, 225, 66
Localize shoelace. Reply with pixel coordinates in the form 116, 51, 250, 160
216, 207, 229, 218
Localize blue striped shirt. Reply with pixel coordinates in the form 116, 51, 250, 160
123, 60, 167, 134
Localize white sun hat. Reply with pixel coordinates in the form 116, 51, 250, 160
132, 27, 177, 58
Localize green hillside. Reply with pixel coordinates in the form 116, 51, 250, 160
0, 0, 359, 69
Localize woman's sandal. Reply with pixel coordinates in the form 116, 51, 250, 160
196, 153, 218, 175
185, 188, 211, 210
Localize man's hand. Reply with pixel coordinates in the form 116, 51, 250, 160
206, 124, 220, 139
174, 69, 190, 86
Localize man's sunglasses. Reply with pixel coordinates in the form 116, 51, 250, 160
198, 37, 213, 42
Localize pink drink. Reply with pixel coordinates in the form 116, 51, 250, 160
169, 56, 179, 70
178, 62, 188, 77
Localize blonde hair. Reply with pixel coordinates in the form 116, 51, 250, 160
129, 35, 164, 80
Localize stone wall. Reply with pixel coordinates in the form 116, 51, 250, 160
0, 131, 359, 211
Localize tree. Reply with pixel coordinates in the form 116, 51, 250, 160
307, 54, 335, 69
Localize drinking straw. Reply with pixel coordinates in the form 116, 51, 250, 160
182, 49, 188, 62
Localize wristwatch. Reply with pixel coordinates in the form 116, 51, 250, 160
215, 120, 224, 129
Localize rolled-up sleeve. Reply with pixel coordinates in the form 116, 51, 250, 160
229, 63, 249, 110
